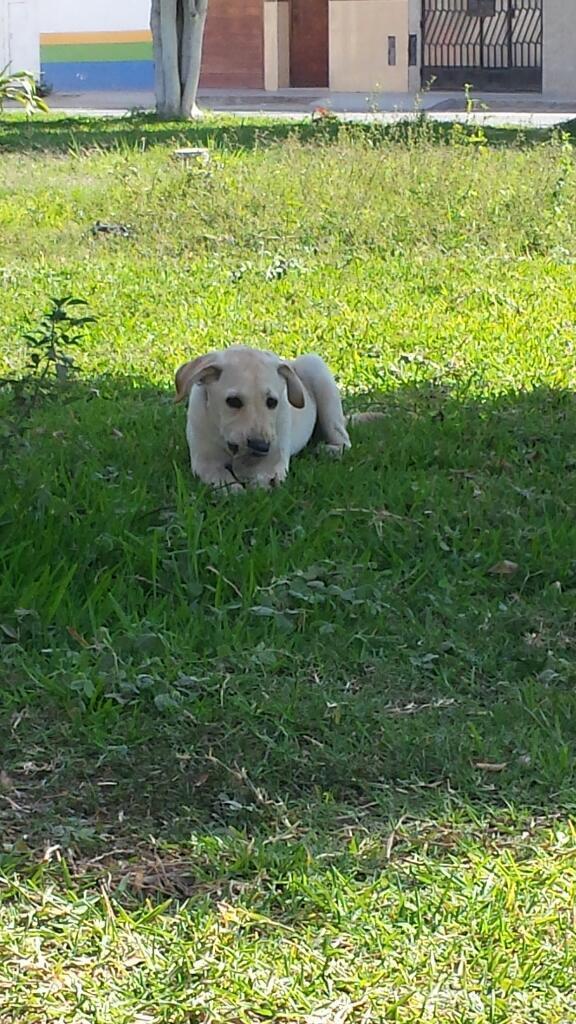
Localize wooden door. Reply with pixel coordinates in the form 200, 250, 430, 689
290, 0, 329, 88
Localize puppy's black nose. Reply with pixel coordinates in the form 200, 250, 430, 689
247, 438, 270, 456
227, 442, 239, 455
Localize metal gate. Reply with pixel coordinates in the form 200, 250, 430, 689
421, 0, 542, 92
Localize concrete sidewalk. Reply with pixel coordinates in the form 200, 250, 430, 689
38, 86, 576, 128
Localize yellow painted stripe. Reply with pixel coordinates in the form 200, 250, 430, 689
40, 30, 151, 46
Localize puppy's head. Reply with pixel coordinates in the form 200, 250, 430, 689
175, 346, 305, 458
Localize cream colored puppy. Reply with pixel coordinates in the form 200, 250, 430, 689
174, 346, 352, 490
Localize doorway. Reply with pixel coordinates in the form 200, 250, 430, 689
290, 0, 329, 88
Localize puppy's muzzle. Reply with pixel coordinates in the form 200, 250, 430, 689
247, 438, 270, 457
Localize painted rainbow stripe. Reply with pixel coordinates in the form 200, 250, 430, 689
40, 31, 154, 92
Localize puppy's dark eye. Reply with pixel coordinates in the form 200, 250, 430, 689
226, 396, 243, 409
266, 397, 278, 409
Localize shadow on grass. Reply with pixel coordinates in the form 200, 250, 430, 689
0, 111, 558, 155
1, 373, 576, 894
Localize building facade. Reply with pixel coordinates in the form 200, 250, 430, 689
37, 0, 265, 91
2, 1, 574, 99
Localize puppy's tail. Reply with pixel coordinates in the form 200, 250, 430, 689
346, 410, 386, 427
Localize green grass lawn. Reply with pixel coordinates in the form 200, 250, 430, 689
1, 112, 576, 1023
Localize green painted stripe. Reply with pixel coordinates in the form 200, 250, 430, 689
40, 42, 153, 63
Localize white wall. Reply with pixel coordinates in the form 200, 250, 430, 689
543, 0, 576, 97
2, 0, 40, 75
0, 0, 9, 68
38, 0, 150, 33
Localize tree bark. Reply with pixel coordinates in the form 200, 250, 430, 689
150, 0, 209, 119
180, 0, 209, 118
160, 0, 181, 116
149, 0, 165, 111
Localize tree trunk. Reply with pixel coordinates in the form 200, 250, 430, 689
180, 0, 209, 118
160, 0, 181, 116
150, 0, 209, 119
149, 0, 165, 111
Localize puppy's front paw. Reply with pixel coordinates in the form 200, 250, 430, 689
212, 480, 245, 495
193, 461, 246, 494
245, 474, 281, 491
243, 460, 288, 490
323, 423, 351, 451
268, 462, 289, 489
321, 443, 347, 459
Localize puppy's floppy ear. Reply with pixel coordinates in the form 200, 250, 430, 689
174, 353, 222, 403
278, 362, 305, 409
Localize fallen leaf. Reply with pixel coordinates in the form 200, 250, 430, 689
42, 844, 62, 862
67, 626, 90, 647
131, 867, 146, 891
474, 761, 508, 772
488, 560, 519, 575
10, 709, 28, 731
306, 996, 354, 1024
123, 954, 147, 967
537, 668, 558, 685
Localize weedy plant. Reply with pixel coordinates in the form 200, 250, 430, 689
22, 295, 95, 385
0, 296, 95, 443
0, 67, 48, 115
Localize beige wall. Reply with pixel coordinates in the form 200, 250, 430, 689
264, 0, 289, 90
329, 0, 409, 93
407, 0, 420, 93
543, 0, 576, 97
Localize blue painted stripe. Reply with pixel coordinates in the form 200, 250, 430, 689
40, 60, 154, 92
